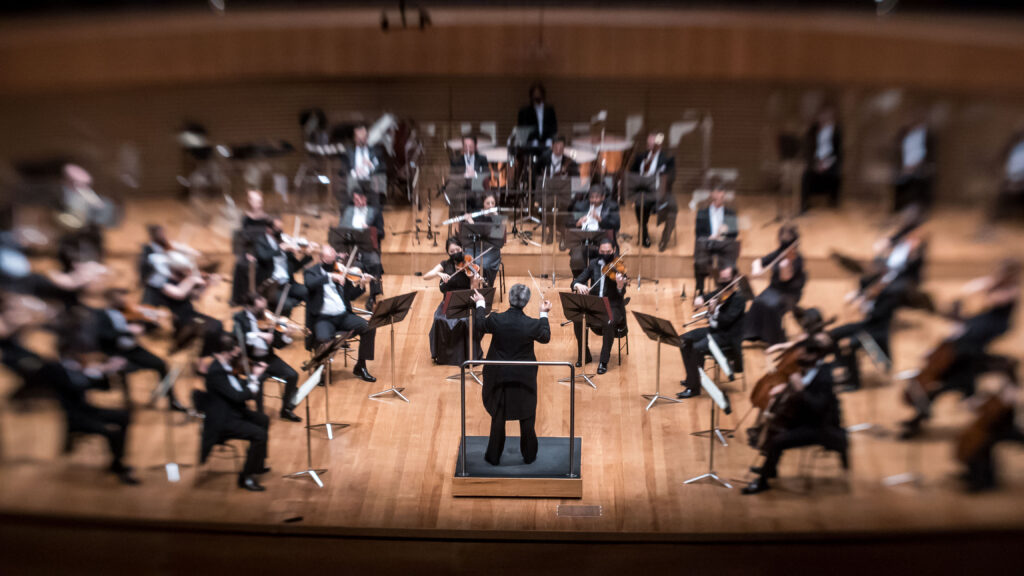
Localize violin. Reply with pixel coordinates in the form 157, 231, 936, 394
602, 259, 628, 281
122, 303, 168, 324
455, 254, 482, 277
336, 262, 374, 284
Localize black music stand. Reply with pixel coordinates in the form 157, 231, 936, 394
539, 177, 572, 245
684, 367, 734, 489
632, 311, 684, 411
306, 333, 353, 440
443, 287, 495, 385
367, 291, 418, 402
330, 226, 378, 255
564, 228, 610, 282
442, 178, 484, 215
558, 292, 610, 389
460, 220, 505, 290
624, 172, 660, 286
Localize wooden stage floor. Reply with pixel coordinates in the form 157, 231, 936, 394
1, 196, 1023, 540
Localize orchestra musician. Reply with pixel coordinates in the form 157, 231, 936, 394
677, 264, 749, 400
471, 284, 552, 465
251, 218, 313, 317
200, 333, 270, 492
537, 135, 579, 181
829, 273, 903, 391
233, 293, 303, 422
743, 224, 806, 346
346, 123, 385, 181
160, 252, 223, 357
462, 192, 503, 288
303, 245, 377, 382
450, 135, 490, 207
230, 189, 272, 306
987, 128, 1024, 224
893, 114, 936, 213
800, 105, 843, 213
424, 237, 485, 366
338, 186, 386, 310
629, 132, 677, 250
572, 238, 628, 375
742, 317, 849, 495
569, 184, 620, 279
957, 379, 1021, 493
516, 82, 558, 147
692, 179, 739, 298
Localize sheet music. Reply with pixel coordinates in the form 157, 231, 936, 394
698, 368, 731, 413
706, 334, 733, 378
293, 365, 325, 406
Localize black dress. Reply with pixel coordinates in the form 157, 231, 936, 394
744, 247, 805, 345
428, 259, 483, 366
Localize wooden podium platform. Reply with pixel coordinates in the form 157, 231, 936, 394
452, 436, 583, 498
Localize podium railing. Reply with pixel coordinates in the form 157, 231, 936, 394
458, 360, 577, 478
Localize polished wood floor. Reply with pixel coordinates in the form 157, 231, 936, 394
1, 197, 1023, 538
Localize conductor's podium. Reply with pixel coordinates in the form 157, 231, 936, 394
452, 359, 583, 499
452, 436, 582, 498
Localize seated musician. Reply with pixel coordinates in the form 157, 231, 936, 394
988, 129, 1024, 223
233, 293, 303, 423
629, 132, 677, 251
451, 135, 490, 181
571, 238, 628, 375
339, 187, 385, 310
424, 237, 485, 366
569, 184, 619, 279
693, 179, 739, 298
800, 105, 842, 213
828, 275, 903, 391
303, 245, 377, 383
462, 192, 503, 288
140, 224, 197, 307
161, 253, 223, 358
347, 124, 385, 181
537, 136, 579, 182
742, 318, 849, 495
94, 287, 185, 412
743, 224, 805, 346
201, 333, 271, 492
252, 218, 313, 317
901, 260, 1020, 439
958, 378, 1022, 493
231, 189, 272, 305
677, 264, 749, 400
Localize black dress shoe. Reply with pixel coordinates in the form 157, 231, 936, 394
238, 476, 266, 492
749, 466, 777, 479
676, 387, 701, 400
169, 398, 188, 413
642, 236, 651, 248
258, 466, 272, 474
279, 408, 302, 423
484, 455, 500, 466
523, 455, 537, 465
597, 362, 608, 375
366, 297, 377, 312
741, 477, 771, 495
354, 366, 376, 383
658, 239, 669, 253
112, 465, 141, 486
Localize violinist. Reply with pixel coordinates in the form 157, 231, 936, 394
303, 245, 377, 382
231, 189, 272, 305
461, 192, 503, 287
424, 237, 485, 366
140, 224, 189, 306
743, 224, 805, 346
232, 293, 302, 422
94, 288, 184, 412
742, 317, 849, 495
571, 238, 628, 375
537, 136, 579, 182
677, 264, 749, 400
251, 218, 313, 317
161, 251, 223, 357
569, 184, 619, 279
901, 260, 1020, 439
338, 187, 385, 310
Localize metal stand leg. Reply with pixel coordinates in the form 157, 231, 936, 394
306, 358, 350, 440
691, 364, 734, 443
684, 402, 733, 489
369, 320, 409, 402
559, 315, 596, 389
286, 399, 328, 487
447, 311, 482, 385
642, 340, 681, 411
882, 438, 924, 488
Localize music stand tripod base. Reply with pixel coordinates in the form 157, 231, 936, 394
369, 386, 409, 402
286, 468, 328, 488
684, 472, 733, 489
306, 357, 350, 441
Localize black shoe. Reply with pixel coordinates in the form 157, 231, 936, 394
523, 455, 537, 465
658, 239, 669, 253
354, 365, 376, 383
749, 466, 777, 479
112, 465, 140, 486
643, 236, 651, 248
597, 362, 608, 375
484, 455, 500, 466
279, 408, 302, 423
742, 477, 771, 495
839, 447, 850, 471
676, 387, 701, 400
169, 398, 188, 413
258, 466, 272, 475
238, 476, 266, 492
367, 297, 377, 312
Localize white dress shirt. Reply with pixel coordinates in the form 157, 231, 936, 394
534, 104, 544, 137
351, 206, 369, 230
1007, 140, 1024, 183
549, 154, 563, 176
709, 205, 725, 237
816, 124, 834, 162
244, 311, 270, 357
106, 309, 136, 350
266, 234, 290, 285
581, 203, 603, 231
321, 276, 348, 316
643, 151, 660, 177
902, 126, 927, 169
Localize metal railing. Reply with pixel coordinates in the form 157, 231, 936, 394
458, 360, 577, 478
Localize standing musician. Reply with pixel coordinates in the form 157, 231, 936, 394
629, 132, 677, 250
571, 238, 628, 375
677, 265, 749, 400
893, 114, 936, 213
339, 187, 385, 310
471, 284, 552, 465
462, 192, 503, 288
94, 287, 185, 412
743, 224, 805, 346
693, 180, 739, 299
900, 260, 1020, 439
537, 136, 579, 181
517, 82, 559, 147
201, 333, 270, 492
742, 315, 849, 495
424, 237, 486, 366
304, 245, 377, 382
569, 184, 620, 280
251, 218, 313, 317
233, 293, 303, 423
800, 105, 843, 213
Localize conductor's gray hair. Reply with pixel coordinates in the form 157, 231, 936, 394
508, 283, 531, 309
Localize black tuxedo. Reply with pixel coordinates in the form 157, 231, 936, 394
200, 360, 269, 478
829, 282, 903, 389
893, 125, 936, 212
232, 310, 299, 412
516, 103, 558, 144
337, 206, 385, 302
473, 304, 551, 464
93, 307, 175, 405
694, 204, 740, 293
536, 150, 580, 181
251, 233, 311, 316
679, 287, 749, 393
303, 265, 375, 363
568, 200, 620, 278
630, 151, 677, 246
450, 152, 490, 176
801, 122, 843, 211
572, 258, 628, 365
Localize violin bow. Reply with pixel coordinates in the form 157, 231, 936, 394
528, 269, 547, 302
449, 246, 493, 281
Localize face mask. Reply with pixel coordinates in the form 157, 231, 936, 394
599, 252, 614, 260
450, 251, 464, 262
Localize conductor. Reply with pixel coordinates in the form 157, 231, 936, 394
471, 284, 552, 466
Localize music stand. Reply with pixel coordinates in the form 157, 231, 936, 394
692, 334, 736, 445
684, 367, 734, 489
285, 366, 328, 487
367, 291, 418, 402
632, 311, 684, 411
306, 334, 353, 440
539, 177, 572, 245
148, 364, 190, 482
558, 292, 610, 389
564, 228, 610, 282
330, 226, 378, 255
624, 172, 660, 287
846, 330, 892, 436
443, 287, 495, 385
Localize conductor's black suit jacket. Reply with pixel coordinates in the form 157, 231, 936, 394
473, 305, 551, 421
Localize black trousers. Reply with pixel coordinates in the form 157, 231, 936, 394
254, 354, 299, 412
221, 410, 269, 477
679, 327, 711, 392
761, 425, 848, 478
313, 312, 375, 364
893, 174, 933, 213
831, 322, 890, 389
801, 167, 841, 211
573, 305, 625, 365
68, 407, 131, 471
262, 281, 309, 317
635, 200, 677, 248
119, 345, 177, 404
486, 404, 538, 465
